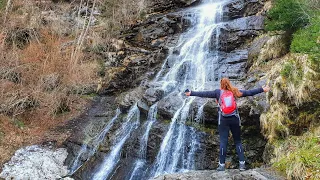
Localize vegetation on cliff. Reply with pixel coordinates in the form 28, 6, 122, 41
261, 0, 320, 179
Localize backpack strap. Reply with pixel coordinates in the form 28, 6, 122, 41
216, 89, 223, 110
217, 90, 223, 125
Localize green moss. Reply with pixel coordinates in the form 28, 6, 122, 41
0, 131, 4, 143
81, 93, 98, 99
273, 132, 320, 179
280, 62, 293, 78
0, 0, 6, 10
163, 120, 171, 124
280, 60, 303, 85
185, 121, 216, 135
291, 16, 320, 55
290, 104, 320, 135
309, 54, 320, 72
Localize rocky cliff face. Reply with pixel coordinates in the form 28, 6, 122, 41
1, 0, 284, 179
67, 0, 271, 177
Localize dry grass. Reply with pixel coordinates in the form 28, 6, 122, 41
260, 54, 320, 140
0, 0, 104, 167
258, 52, 320, 179
260, 102, 290, 141
0, 0, 149, 168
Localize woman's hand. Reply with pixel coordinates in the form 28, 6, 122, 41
184, 89, 191, 96
262, 85, 270, 92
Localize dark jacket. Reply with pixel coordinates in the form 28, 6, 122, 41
190, 87, 264, 125
190, 88, 264, 100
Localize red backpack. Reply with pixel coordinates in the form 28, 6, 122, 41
218, 90, 237, 116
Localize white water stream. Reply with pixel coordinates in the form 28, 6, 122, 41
79, 0, 230, 179
150, 1, 228, 177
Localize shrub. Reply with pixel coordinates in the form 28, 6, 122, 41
265, 0, 310, 32
280, 62, 293, 79
291, 16, 320, 54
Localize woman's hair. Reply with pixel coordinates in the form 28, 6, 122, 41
220, 78, 243, 98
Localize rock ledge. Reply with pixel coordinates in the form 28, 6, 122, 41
153, 169, 284, 180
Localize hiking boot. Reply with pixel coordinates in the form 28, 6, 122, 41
239, 161, 246, 171
217, 163, 225, 171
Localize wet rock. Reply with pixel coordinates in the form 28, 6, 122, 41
0, 145, 71, 180
212, 16, 265, 52
137, 100, 150, 114
63, 96, 119, 168
153, 169, 283, 180
247, 35, 271, 67
202, 100, 219, 123
223, 0, 265, 20
225, 16, 265, 31
124, 14, 191, 50
247, 77, 257, 83
147, 0, 200, 13
143, 87, 165, 105
100, 47, 168, 94
157, 93, 184, 119
116, 87, 145, 111
216, 62, 247, 80
219, 50, 248, 64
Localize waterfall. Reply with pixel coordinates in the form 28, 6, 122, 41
149, 1, 228, 177
92, 104, 140, 180
82, 0, 230, 179
69, 108, 121, 175
127, 104, 158, 180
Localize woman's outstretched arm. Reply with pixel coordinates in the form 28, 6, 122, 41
185, 89, 220, 98
240, 85, 270, 97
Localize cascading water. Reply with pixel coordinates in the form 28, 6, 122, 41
92, 104, 140, 180
69, 109, 121, 175
77, 0, 230, 179
127, 104, 158, 180
150, 0, 228, 177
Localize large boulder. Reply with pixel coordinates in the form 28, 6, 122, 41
116, 87, 145, 111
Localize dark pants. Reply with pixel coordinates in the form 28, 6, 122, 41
218, 115, 245, 164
